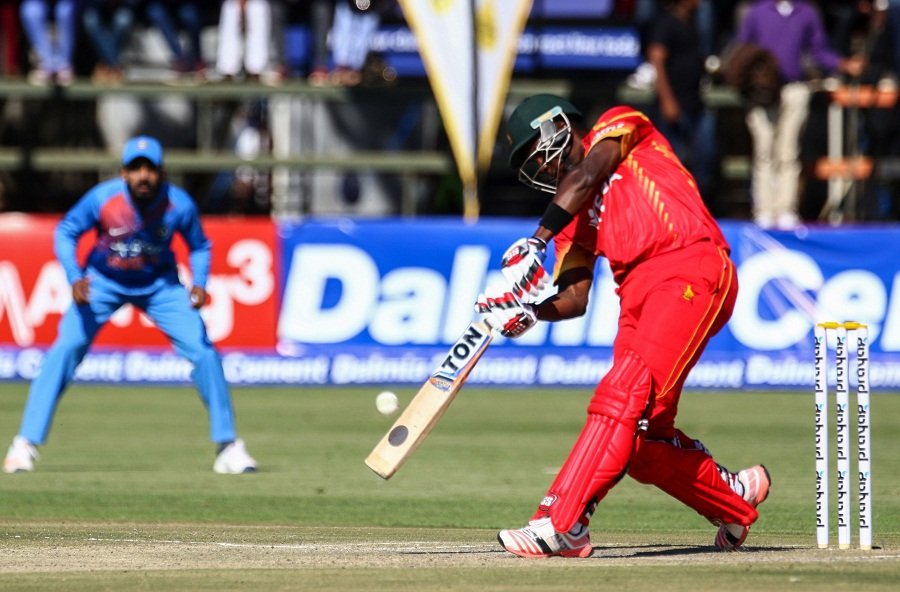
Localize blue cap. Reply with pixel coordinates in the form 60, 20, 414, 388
122, 136, 163, 167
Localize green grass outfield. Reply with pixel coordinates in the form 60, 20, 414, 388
0, 383, 898, 591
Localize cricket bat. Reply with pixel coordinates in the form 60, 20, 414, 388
365, 319, 494, 479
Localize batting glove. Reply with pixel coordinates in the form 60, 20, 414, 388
500, 237, 548, 302
475, 285, 538, 339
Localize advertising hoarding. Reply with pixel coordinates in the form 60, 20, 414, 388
2, 215, 899, 389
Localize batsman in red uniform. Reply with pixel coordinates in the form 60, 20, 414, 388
476, 95, 770, 557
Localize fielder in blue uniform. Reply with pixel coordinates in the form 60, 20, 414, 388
3, 136, 257, 474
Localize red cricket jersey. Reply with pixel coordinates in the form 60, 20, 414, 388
552, 106, 729, 285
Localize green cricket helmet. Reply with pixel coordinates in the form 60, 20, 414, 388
506, 94, 581, 194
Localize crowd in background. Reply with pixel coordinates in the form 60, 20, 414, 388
0, 1, 899, 222
1, 2, 891, 88
0, 1, 397, 86
633, 0, 899, 226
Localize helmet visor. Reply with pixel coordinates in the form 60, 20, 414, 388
517, 108, 572, 194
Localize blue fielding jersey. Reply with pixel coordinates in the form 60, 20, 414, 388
55, 178, 212, 292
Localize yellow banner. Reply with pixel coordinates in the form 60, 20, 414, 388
398, 0, 532, 219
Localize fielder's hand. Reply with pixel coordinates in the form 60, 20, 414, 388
500, 237, 548, 302
475, 285, 538, 338
190, 286, 208, 309
72, 277, 90, 305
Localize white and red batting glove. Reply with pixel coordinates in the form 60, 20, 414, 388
500, 237, 548, 302
475, 285, 538, 339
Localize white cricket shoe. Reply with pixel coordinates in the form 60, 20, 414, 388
3, 436, 39, 473
213, 439, 257, 474
715, 464, 771, 551
498, 517, 593, 558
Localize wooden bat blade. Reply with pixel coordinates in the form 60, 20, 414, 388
364, 319, 493, 479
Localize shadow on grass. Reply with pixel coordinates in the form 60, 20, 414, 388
590, 543, 801, 558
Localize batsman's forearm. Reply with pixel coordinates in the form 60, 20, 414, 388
534, 267, 593, 321
534, 140, 621, 241
534, 295, 588, 322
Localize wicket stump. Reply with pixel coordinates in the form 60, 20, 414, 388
814, 321, 872, 550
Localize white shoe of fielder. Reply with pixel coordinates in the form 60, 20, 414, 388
715, 464, 771, 551
498, 516, 593, 558
213, 439, 257, 474
3, 436, 39, 473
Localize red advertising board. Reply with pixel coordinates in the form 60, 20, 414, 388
0, 213, 277, 350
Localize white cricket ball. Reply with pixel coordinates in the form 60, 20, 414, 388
375, 390, 399, 415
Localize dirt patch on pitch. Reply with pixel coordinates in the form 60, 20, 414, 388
0, 521, 895, 573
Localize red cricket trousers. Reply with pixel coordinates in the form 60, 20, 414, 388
612, 239, 737, 440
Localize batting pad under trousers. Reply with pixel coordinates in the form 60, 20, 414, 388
17, 273, 237, 445
536, 242, 757, 532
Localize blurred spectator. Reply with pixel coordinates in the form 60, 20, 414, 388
847, 0, 900, 220
1, 1, 21, 76
733, 0, 864, 229
636, 0, 717, 55
628, 0, 718, 90
208, 99, 272, 213
144, 0, 205, 80
882, 0, 900, 75
82, 0, 139, 84
307, 0, 333, 85
328, 0, 381, 86
647, 0, 717, 204
19, 0, 76, 85
820, 0, 876, 57
265, 0, 304, 84
216, 0, 271, 80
